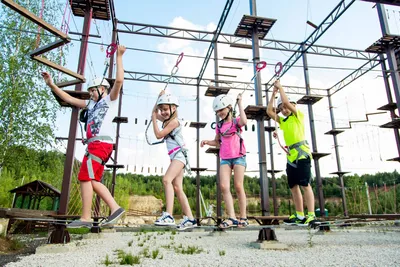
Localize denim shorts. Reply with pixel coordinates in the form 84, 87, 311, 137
170, 150, 189, 168
220, 156, 246, 168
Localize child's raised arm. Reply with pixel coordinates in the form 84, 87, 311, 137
109, 45, 126, 101
41, 72, 86, 108
236, 93, 247, 127
276, 80, 297, 115
267, 82, 280, 123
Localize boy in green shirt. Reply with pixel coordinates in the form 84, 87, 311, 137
267, 80, 316, 226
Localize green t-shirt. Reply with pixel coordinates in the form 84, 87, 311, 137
279, 110, 312, 163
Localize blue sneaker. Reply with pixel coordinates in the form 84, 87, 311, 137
67, 220, 92, 228
177, 216, 197, 230
155, 211, 175, 226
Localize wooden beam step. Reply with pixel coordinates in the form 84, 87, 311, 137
1, 0, 69, 40
56, 79, 83, 88
30, 39, 70, 57
32, 56, 85, 82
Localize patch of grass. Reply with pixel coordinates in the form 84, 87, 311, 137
219, 249, 226, 256
138, 242, 144, 247
171, 230, 177, 235
102, 254, 113, 266
7, 238, 25, 251
67, 228, 90, 235
176, 245, 203, 255
117, 250, 140, 265
307, 228, 314, 248
140, 247, 150, 258
128, 240, 133, 247
152, 249, 160, 259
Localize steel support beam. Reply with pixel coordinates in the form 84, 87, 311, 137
197, 0, 234, 83
329, 54, 381, 96
327, 89, 349, 217
116, 20, 377, 61
59, 4, 92, 215
265, 87, 278, 216
124, 71, 328, 96
265, 0, 356, 88
249, 0, 270, 216
379, 54, 400, 156
213, 43, 223, 224
302, 44, 326, 217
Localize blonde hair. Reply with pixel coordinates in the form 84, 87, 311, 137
161, 105, 178, 128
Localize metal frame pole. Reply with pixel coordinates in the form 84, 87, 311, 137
250, 0, 270, 215
59, 4, 92, 215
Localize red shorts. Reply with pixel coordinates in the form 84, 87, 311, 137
78, 142, 113, 182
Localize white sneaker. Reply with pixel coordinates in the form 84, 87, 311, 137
155, 211, 175, 226
177, 216, 197, 231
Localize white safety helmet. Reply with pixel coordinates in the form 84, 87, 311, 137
277, 96, 296, 108
87, 77, 110, 90
213, 94, 233, 112
157, 94, 179, 107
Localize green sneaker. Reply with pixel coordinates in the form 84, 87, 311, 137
284, 214, 306, 225
299, 215, 317, 227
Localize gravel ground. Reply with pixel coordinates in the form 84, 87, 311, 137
4, 226, 400, 267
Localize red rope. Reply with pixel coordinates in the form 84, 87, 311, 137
35, 0, 45, 49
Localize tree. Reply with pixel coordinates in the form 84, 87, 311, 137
0, 0, 67, 167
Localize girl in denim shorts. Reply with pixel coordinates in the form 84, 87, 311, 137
201, 94, 248, 228
151, 91, 196, 231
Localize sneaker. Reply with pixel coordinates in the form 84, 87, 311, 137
283, 214, 306, 225
155, 211, 175, 226
301, 215, 317, 227
103, 208, 125, 226
67, 219, 92, 228
177, 216, 197, 231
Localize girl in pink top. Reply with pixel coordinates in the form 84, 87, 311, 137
201, 94, 248, 228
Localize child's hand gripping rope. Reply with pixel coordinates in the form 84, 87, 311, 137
145, 53, 184, 145
272, 62, 290, 155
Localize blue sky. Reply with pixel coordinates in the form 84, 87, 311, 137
49, 0, 400, 177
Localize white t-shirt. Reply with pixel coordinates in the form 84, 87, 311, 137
85, 95, 117, 143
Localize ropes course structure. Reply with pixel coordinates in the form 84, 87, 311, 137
3, 0, 400, 244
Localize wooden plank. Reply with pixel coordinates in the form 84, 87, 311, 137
33, 56, 85, 81
30, 39, 70, 57
0, 208, 56, 218
56, 79, 83, 88
1, 0, 68, 40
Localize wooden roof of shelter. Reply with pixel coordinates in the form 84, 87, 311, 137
70, 0, 111, 21
9, 180, 61, 197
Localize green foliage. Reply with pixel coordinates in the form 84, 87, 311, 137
1, 144, 400, 217
0, 0, 67, 167
0, 145, 65, 209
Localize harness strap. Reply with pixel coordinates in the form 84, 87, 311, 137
84, 136, 113, 178
218, 119, 244, 156
168, 146, 181, 155
167, 127, 191, 174
287, 140, 310, 168
84, 135, 113, 145
85, 151, 107, 179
